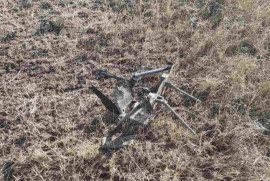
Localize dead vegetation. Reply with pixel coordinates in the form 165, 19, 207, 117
0, 0, 270, 180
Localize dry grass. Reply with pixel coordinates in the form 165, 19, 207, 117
0, 0, 270, 180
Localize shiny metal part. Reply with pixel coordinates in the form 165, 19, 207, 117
148, 93, 196, 135
132, 64, 172, 80
113, 86, 133, 114
101, 135, 135, 149
164, 82, 201, 102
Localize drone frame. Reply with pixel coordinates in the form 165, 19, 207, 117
91, 63, 200, 148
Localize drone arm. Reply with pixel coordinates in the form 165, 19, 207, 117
164, 82, 201, 102
90, 86, 120, 114
159, 99, 196, 135
132, 64, 172, 80
149, 93, 196, 135
99, 70, 125, 81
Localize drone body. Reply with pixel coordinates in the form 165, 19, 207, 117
91, 63, 200, 148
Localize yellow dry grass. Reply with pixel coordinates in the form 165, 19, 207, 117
0, 0, 270, 180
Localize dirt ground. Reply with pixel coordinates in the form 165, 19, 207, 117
1, 0, 270, 180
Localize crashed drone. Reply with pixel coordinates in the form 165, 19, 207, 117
91, 62, 201, 148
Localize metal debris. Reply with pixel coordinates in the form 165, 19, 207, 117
113, 85, 133, 114
90, 86, 120, 115
101, 135, 135, 149
90, 62, 201, 148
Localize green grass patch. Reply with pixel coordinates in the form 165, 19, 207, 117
225, 41, 257, 56
200, 0, 224, 29
35, 19, 64, 36
40, 2, 52, 10
239, 41, 256, 55
1, 30, 17, 43
231, 98, 246, 115
109, 1, 134, 14
265, 42, 270, 53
